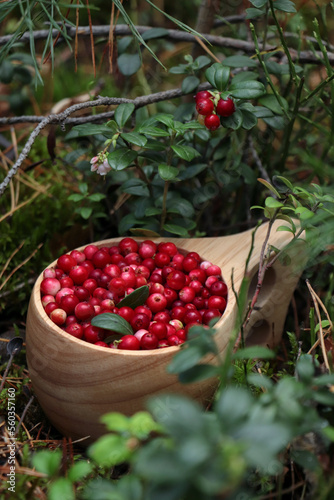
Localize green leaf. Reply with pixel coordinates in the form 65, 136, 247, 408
265, 196, 284, 208
272, 0, 297, 12
68, 461, 93, 482
240, 109, 258, 129
205, 63, 230, 91
221, 109, 243, 130
80, 207, 93, 220
263, 115, 286, 129
257, 178, 281, 198
88, 434, 133, 467
230, 80, 266, 99
117, 286, 150, 309
171, 145, 200, 161
158, 164, 179, 181
115, 103, 136, 128
168, 197, 195, 218
163, 224, 189, 237
129, 411, 164, 439
32, 450, 62, 476
121, 132, 147, 147
49, 478, 75, 500
295, 207, 315, 220
65, 123, 115, 139
250, 0, 268, 7
168, 345, 206, 374
88, 193, 106, 202
181, 75, 200, 93
100, 412, 130, 433
246, 7, 266, 18
68, 193, 84, 202
315, 320, 331, 333
233, 346, 276, 360
118, 53, 142, 76
145, 207, 162, 216
178, 364, 219, 384
232, 71, 260, 83
121, 178, 150, 197
137, 125, 170, 137
130, 228, 160, 238
259, 94, 289, 115
91, 313, 134, 336
107, 148, 137, 170
223, 55, 258, 68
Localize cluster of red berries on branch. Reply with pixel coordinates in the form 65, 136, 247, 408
40, 238, 228, 350
195, 90, 236, 131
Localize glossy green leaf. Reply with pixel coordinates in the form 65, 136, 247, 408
259, 94, 289, 115
163, 223, 189, 237
257, 178, 281, 198
205, 63, 230, 91
121, 132, 147, 147
171, 145, 200, 161
65, 123, 115, 139
91, 313, 134, 335
158, 164, 179, 181
107, 148, 137, 170
117, 286, 150, 309
265, 196, 284, 208
115, 103, 136, 128
88, 434, 133, 467
240, 109, 258, 129
49, 478, 75, 500
118, 53, 142, 76
246, 7, 266, 18
121, 178, 150, 197
272, 0, 297, 12
250, 0, 268, 7
230, 80, 266, 99
181, 75, 200, 93
221, 109, 243, 130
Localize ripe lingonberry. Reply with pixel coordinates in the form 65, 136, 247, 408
118, 335, 140, 350
118, 237, 139, 255
216, 97, 235, 117
57, 254, 77, 273
131, 313, 150, 332
50, 308, 67, 326
195, 90, 212, 102
74, 302, 95, 322
202, 308, 221, 325
196, 99, 214, 116
149, 321, 167, 340
204, 114, 220, 131
65, 322, 84, 339
166, 270, 186, 290
146, 293, 168, 313
118, 306, 135, 323
40, 278, 61, 296
208, 295, 227, 312
138, 240, 157, 259
140, 333, 158, 350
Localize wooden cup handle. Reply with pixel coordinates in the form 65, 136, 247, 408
241, 232, 306, 348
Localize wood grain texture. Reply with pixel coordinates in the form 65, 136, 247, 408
25, 221, 305, 444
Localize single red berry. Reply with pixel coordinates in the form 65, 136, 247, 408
69, 265, 89, 285
183, 309, 202, 325
196, 98, 214, 116
208, 295, 227, 312
74, 302, 95, 322
57, 254, 77, 273
167, 334, 183, 346
131, 313, 150, 332
149, 321, 168, 340
70, 250, 86, 264
118, 306, 135, 323
166, 270, 186, 290
118, 237, 139, 256
59, 276, 74, 289
108, 278, 126, 296
195, 90, 212, 102
179, 286, 196, 304
40, 278, 61, 297
50, 308, 67, 326
124, 252, 142, 266
138, 240, 157, 259
140, 332, 159, 350
134, 305, 152, 320
154, 252, 170, 268
83, 325, 105, 343
45, 302, 58, 316
94, 341, 109, 348
182, 256, 198, 273
92, 249, 111, 269
60, 294, 80, 314
202, 308, 221, 325
204, 114, 220, 131
210, 281, 228, 297
41, 294, 55, 308
83, 278, 98, 294
146, 293, 168, 313
163, 288, 178, 307
153, 310, 170, 323
216, 97, 235, 117
118, 335, 140, 350
157, 242, 178, 257
65, 322, 84, 339
83, 244, 99, 260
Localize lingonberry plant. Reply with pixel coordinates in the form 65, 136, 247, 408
40, 237, 228, 350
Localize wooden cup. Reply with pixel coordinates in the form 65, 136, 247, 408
26, 221, 305, 444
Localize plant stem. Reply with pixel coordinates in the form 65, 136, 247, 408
280, 76, 305, 168
268, 0, 300, 85
250, 23, 290, 120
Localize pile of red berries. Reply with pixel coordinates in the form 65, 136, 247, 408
195, 90, 235, 131
40, 238, 228, 350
